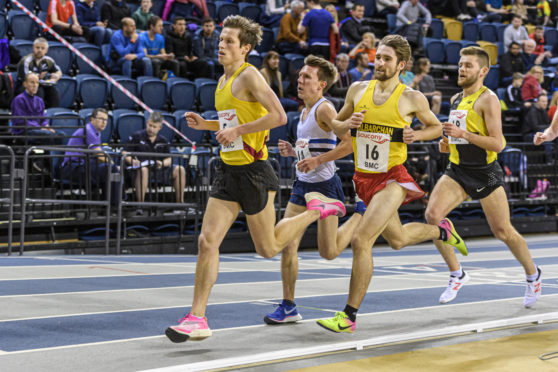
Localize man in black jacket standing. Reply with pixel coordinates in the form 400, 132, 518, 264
164, 17, 210, 79
340, 4, 371, 46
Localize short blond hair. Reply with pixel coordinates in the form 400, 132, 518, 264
222, 15, 262, 59
304, 55, 338, 92
460, 46, 490, 68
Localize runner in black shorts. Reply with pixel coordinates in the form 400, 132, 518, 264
424, 46, 541, 308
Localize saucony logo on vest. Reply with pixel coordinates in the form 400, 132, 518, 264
453, 112, 467, 119
219, 112, 237, 121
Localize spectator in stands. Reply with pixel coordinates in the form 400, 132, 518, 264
521, 39, 547, 70
124, 112, 186, 214
276, 0, 307, 54
16, 38, 61, 109
376, 0, 400, 15
168, 16, 211, 79
512, 0, 534, 24
412, 57, 442, 115
261, 0, 289, 28
133, 0, 155, 31
537, 0, 552, 26
299, 0, 339, 61
325, 4, 344, 61
530, 25, 551, 56
504, 72, 526, 109
348, 32, 376, 63
10, 73, 57, 144
340, 4, 372, 46
192, 17, 220, 79
101, 0, 132, 30
106, 17, 153, 77
76, 0, 111, 46
348, 52, 372, 82
484, 0, 510, 22
522, 65, 544, 102
547, 90, 558, 120
438, 0, 477, 20
396, 0, 431, 50
260, 51, 299, 112
523, 92, 557, 162
503, 14, 529, 53
61, 108, 120, 204
400, 56, 415, 86
329, 53, 352, 99
139, 16, 179, 79
162, 0, 209, 20
47, 0, 89, 41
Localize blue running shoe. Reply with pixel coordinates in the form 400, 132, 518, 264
264, 302, 303, 324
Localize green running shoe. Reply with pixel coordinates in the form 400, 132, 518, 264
316, 311, 356, 333
439, 218, 468, 256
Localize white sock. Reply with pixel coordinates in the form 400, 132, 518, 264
526, 266, 539, 282
450, 267, 463, 278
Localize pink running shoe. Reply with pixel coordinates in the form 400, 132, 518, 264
305, 192, 346, 219
165, 313, 212, 343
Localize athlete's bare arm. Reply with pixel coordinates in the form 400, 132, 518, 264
331, 81, 369, 137
402, 89, 443, 143
443, 89, 504, 153
534, 108, 558, 145
216, 66, 287, 146
185, 112, 220, 131
297, 132, 353, 173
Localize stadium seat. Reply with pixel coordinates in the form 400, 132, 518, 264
462, 22, 479, 42
50, 111, 82, 145
115, 111, 145, 143
430, 18, 444, 39
479, 23, 497, 42
144, 110, 176, 143
10, 39, 33, 59
174, 110, 207, 145
424, 38, 445, 64
484, 65, 499, 90
239, 2, 261, 22
170, 2, 194, 18
194, 77, 216, 96
55, 75, 77, 108
477, 40, 498, 66
151, 0, 165, 16
76, 74, 108, 109
38, 0, 50, 11
0, 12, 6, 39
444, 41, 462, 65
442, 18, 462, 41
79, 108, 114, 143
287, 111, 300, 141
268, 124, 288, 147
248, 54, 263, 68
8, 10, 38, 40
47, 42, 73, 74
16, 0, 35, 11
110, 76, 137, 110
284, 53, 305, 76
207, 2, 216, 19
216, 1, 239, 22
256, 27, 275, 53
198, 81, 217, 111
74, 43, 103, 75
137, 76, 167, 110
167, 78, 196, 111
545, 28, 558, 49
496, 23, 507, 42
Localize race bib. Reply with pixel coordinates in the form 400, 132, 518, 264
356, 131, 390, 173
295, 139, 314, 174
218, 109, 243, 152
448, 110, 469, 145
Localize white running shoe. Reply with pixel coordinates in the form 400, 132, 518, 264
439, 271, 470, 304
524, 267, 542, 308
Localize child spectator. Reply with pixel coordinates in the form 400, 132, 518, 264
133, 0, 154, 31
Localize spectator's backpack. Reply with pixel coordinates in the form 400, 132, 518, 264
0, 72, 14, 109
401, 23, 423, 49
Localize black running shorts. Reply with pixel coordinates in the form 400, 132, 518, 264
444, 161, 505, 200
210, 160, 279, 215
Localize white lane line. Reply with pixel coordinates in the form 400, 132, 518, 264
2, 294, 557, 356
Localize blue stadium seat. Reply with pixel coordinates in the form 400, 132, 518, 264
115, 111, 145, 143
174, 110, 207, 144
424, 38, 445, 64
79, 108, 114, 143
198, 81, 217, 111
55, 75, 77, 108
216, 1, 239, 22
50, 111, 82, 145
462, 22, 479, 42
444, 41, 462, 65
110, 76, 137, 110
16, 0, 35, 11
137, 76, 167, 110
430, 18, 444, 39
144, 110, 176, 143
167, 78, 196, 111
47, 42, 73, 74
268, 124, 288, 146
248, 54, 263, 68
207, 2, 216, 19
8, 10, 38, 40
0, 12, 7, 38
239, 2, 261, 22
496, 23, 507, 42
76, 74, 108, 109
38, 0, 50, 11
479, 23, 497, 42
287, 111, 300, 140
284, 53, 305, 76
485, 65, 499, 90
10, 39, 33, 58
170, 3, 194, 18
256, 27, 275, 53
545, 28, 558, 49
74, 43, 103, 75
151, 0, 165, 16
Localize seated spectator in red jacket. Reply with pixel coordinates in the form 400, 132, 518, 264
47, 0, 89, 40
522, 65, 544, 102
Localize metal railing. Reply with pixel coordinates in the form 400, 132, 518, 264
0, 145, 15, 254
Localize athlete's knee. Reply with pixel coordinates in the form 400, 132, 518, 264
319, 248, 338, 260
197, 233, 219, 255
491, 224, 516, 243
351, 234, 371, 253
425, 207, 443, 225
387, 238, 405, 250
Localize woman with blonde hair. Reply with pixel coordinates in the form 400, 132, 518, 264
348, 32, 376, 63
260, 51, 299, 112
522, 65, 544, 102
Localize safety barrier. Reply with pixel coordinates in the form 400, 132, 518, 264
0, 145, 15, 254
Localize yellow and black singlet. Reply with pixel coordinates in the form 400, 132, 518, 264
215, 62, 269, 166
448, 86, 505, 166
351, 80, 410, 174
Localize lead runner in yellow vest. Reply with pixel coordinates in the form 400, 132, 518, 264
164, 16, 346, 343
316, 35, 468, 334
425, 46, 541, 307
